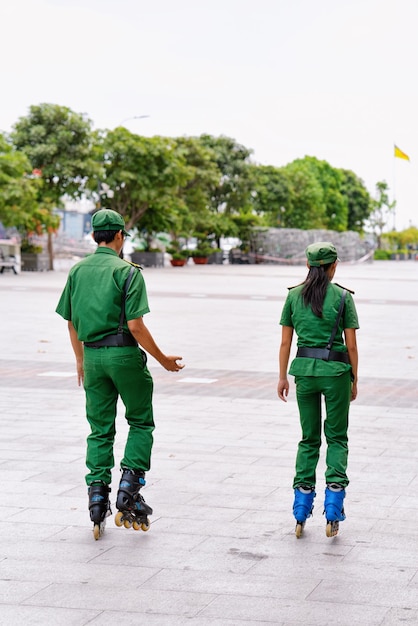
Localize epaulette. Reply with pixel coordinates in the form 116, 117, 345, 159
334, 282, 355, 294
126, 260, 143, 270
287, 282, 304, 290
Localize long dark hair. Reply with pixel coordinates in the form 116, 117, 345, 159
301, 263, 333, 317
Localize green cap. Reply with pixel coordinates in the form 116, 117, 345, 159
91, 209, 130, 236
305, 241, 338, 267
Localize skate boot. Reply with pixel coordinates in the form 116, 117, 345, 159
324, 484, 346, 537
88, 482, 111, 540
115, 468, 153, 532
293, 486, 316, 538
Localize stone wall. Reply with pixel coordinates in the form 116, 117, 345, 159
251, 228, 370, 264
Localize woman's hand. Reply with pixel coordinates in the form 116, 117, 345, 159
278, 378, 289, 402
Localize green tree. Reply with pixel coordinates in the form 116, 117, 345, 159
249, 164, 289, 227
196, 135, 255, 244
382, 226, 418, 251
280, 160, 326, 229
340, 169, 372, 232
368, 180, 396, 249
293, 157, 348, 231
11, 103, 95, 267
0, 134, 39, 232
94, 129, 192, 242
173, 136, 221, 242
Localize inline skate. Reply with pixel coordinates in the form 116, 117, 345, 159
324, 484, 346, 537
88, 482, 111, 540
115, 468, 152, 532
293, 486, 316, 538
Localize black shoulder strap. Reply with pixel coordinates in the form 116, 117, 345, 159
117, 266, 136, 339
325, 289, 347, 350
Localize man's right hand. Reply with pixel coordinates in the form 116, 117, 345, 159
161, 355, 184, 372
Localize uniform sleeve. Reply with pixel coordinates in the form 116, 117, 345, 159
343, 292, 359, 329
280, 292, 293, 327
55, 278, 72, 321
124, 269, 150, 320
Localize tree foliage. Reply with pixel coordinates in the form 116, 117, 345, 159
368, 180, 396, 248
0, 134, 39, 228
382, 226, 418, 250
1, 102, 385, 256
12, 103, 95, 204
95, 129, 191, 237
280, 159, 326, 229
340, 169, 372, 232
10, 103, 94, 263
249, 165, 289, 227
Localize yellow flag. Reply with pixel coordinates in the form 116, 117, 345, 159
394, 145, 410, 161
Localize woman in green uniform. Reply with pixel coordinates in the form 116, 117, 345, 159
277, 242, 359, 538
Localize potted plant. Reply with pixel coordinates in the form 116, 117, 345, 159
190, 233, 213, 265
167, 241, 189, 267
169, 251, 189, 267
21, 238, 49, 271
191, 246, 212, 265
207, 247, 224, 265
130, 246, 164, 268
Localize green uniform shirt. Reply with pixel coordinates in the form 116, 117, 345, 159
56, 247, 150, 342
280, 282, 359, 377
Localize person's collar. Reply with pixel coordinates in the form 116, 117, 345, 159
94, 246, 119, 256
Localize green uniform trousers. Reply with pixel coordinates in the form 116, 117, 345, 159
83, 346, 154, 486
293, 370, 351, 489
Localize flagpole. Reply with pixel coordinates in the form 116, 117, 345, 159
392, 143, 397, 230
393, 144, 411, 231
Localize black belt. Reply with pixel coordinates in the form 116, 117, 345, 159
84, 334, 138, 348
296, 347, 349, 363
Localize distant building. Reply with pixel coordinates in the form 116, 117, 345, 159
56, 197, 96, 240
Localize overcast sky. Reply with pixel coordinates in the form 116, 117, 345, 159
1, 0, 417, 229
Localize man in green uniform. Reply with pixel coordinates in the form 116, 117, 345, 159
277, 241, 359, 537
56, 208, 184, 538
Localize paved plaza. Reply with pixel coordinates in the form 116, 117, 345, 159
0, 258, 417, 625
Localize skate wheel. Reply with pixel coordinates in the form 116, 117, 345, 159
326, 520, 339, 538
295, 522, 304, 538
132, 520, 140, 531
115, 511, 124, 527
93, 523, 101, 540
141, 519, 151, 532
123, 519, 132, 529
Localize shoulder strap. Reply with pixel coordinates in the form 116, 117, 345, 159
117, 266, 136, 338
325, 289, 347, 350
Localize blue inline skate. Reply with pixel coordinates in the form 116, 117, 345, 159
115, 469, 153, 532
293, 486, 316, 538
324, 484, 346, 537
88, 482, 112, 540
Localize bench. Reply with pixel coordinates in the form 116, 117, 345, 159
0, 254, 18, 274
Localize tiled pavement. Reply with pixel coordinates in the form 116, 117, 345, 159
0, 260, 417, 625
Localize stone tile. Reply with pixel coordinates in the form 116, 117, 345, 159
23, 583, 216, 618
88, 612, 274, 625
1, 262, 418, 626
198, 593, 388, 624
141, 567, 318, 600
343, 544, 418, 569
0, 558, 159, 586
380, 608, 418, 625
0, 605, 100, 626
93, 544, 259, 574
148, 502, 247, 523
308, 579, 418, 609
0, 580, 50, 604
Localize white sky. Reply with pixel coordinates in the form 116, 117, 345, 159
1, 0, 417, 229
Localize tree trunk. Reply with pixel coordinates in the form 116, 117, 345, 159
47, 232, 54, 270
